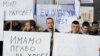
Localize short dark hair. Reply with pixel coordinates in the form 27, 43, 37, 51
72, 21, 79, 25
92, 21, 98, 25
30, 20, 36, 29
46, 17, 54, 22
82, 21, 90, 27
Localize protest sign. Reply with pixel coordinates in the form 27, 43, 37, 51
0, 2, 4, 41
0, 9, 3, 41
37, 4, 79, 32
3, 31, 51, 56
53, 33, 100, 56
1, 0, 33, 20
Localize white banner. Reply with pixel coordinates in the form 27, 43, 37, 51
55, 5, 78, 32
3, 31, 51, 56
53, 33, 100, 56
37, 4, 78, 32
1, 0, 33, 20
0, 7, 3, 41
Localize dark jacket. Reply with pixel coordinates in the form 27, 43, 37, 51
90, 30, 99, 35
44, 29, 59, 32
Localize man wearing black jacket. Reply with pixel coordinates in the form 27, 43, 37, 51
44, 17, 59, 32
90, 21, 99, 35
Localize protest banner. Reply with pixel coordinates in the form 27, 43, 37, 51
0, 8, 4, 41
3, 31, 51, 56
55, 5, 78, 32
37, 4, 79, 32
53, 33, 100, 56
3, 31, 100, 56
1, 0, 33, 20
37, 4, 56, 30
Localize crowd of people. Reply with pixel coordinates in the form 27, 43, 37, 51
69, 20, 100, 35
4, 17, 100, 36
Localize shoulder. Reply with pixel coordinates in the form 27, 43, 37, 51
55, 29, 59, 32
43, 29, 49, 32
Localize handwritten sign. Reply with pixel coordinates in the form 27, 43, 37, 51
1, 0, 33, 20
37, 4, 78, 32
3, 31, 51, 56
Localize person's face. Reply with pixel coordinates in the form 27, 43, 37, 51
24, 22, 31, 31
71, 24, 80, 33
82, 26, 89, 33
92, 24, 98, 31
46, 19, 54, 29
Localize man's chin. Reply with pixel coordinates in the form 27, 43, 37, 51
48, 27, 53, 29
